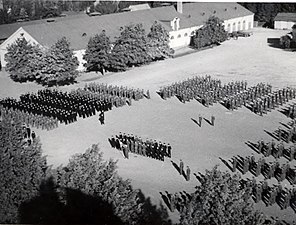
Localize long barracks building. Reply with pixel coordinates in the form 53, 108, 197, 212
0, 2, 254, 71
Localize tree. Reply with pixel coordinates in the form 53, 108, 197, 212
36, 37, 79, 86
179, 166, 266, 225
52, 144, 143, 225
110, 24, 151, 71
83, 31, 111, 74
147, 21, 174, 61
190, 16, 228, 49
5, 37, 38, 82
0, 115, 48, 223
94, 1, 118, 14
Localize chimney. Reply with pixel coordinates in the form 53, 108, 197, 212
177, 1, 183, 14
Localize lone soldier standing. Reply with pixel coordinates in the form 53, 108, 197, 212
186, 166, 191, 181
211, 115, 215, 126
179, 159, 184, 175
198, 114, 203, 127
99, 111, 105, 125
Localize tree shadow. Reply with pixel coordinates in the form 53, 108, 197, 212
203, 118, 212, 126
19, 177, 171, 225
19, 177, 124, 224
264, 129, 278, 140
138, 190, 172, 225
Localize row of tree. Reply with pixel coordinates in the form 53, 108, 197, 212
239, 3, 296, 28
0, 0, 174, 25
5, 37, 79, 86
190, 16, 228, 49
83, 22, 173, 74
0, 114, 287, 224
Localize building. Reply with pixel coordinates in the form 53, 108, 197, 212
274, 13, 296, 30
0, 2, 254, 71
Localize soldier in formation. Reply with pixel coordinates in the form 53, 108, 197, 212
109, 133, 172, 161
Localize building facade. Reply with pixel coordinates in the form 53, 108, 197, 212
274, 13, 296, 30
0, 2, 254, 70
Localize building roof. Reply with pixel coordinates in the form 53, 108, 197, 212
181, 2, 253, 25
274, 13, 296, 22
0, 12, 88, 41
21, 6, 195, 50
1, 2, 253, 50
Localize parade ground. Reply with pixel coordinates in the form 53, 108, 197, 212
1, 27, 296, 222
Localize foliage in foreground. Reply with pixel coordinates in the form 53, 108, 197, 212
0, 116, 48, 223
179, 166, 266, 225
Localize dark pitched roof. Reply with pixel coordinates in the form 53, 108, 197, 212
274, 13, 296, 22
22, 6, 195, 50
181, 2, 253, 25
0, 12, 88, 41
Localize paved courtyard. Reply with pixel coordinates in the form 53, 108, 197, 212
1, 27, 296, 222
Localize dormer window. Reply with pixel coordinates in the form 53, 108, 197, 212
213, 10, 216, 14
82, 33, 87, 37
225, 8, 227, 11
171, 17, 180, 31
202, 12, 205, 16
20, 33, 24, 36
234, 7, 237, 10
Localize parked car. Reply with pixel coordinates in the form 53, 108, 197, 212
227, 32, 238, 40
237, 30, 253, 37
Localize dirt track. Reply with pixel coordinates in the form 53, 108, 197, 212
1, 27, 296, 222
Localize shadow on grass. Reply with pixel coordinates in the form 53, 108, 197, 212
19, 177, 172, 225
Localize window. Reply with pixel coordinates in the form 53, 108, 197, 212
184, 33, 188, 37
238, 21, 241, 30
243, 20, 246, 30
191, 31, 195, 36
177, 34, 181, 38
232, 22, 236, 32
170, 36, 174, 40
227, 24, 231, 32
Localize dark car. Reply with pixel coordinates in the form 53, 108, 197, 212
236, 30, 253, 37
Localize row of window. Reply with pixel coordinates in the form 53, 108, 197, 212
170, 31, 195, 40
227, 20, 249, 32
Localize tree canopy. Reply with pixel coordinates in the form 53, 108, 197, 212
190, 16, 228, 49
0, 115, 48, 223
179, 166, 266, 225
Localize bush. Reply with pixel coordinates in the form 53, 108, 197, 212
0, 116, 48, 223
190, 16, 228, 49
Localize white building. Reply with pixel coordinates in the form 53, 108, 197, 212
274, 13, 296, 30
0, 2, 254, 70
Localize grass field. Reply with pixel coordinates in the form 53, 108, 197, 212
1, 27, 296, 223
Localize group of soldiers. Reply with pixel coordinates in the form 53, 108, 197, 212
84, 82, 150, 104
0, 104, 58, 130
158, 75, 248, 106
157, 75, 296, 118
0, 84, 150, 130
249, 180, 296, 210
231, 155, 296, 184
109, 133, 172, 161
281, 103, 296, 119
22, 123, 36, 146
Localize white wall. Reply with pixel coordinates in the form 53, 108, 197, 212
224, 14, 254, 33
275, 21, 296, 30
0, 27, 39, 68
169, 26, 201, 49
73, 49, 86, 72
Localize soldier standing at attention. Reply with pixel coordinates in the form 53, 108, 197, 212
186, 166, 191, 181
198, 114, 202, 127
211, 115, 215, 126
179, 159, 184, 175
